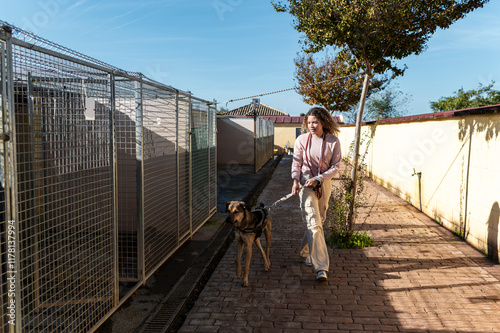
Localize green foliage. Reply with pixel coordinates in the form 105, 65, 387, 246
365, 85, 412, 121
326, 128, 375, 248
327, 230, 373, 249
274, 0, 488, 238
218, 106, 230, 114
430, 81, 500, 112
341, 85, 412, 123
294, 51, 388, 112
273, 0, 489, 76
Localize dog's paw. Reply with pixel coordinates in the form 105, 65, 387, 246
242, 279, 249, 287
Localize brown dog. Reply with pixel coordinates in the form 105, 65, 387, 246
226, 201, 271, 287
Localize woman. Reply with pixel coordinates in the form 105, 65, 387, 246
291, 107, 341, 281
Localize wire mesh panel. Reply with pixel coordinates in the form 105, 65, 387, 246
208, 104, 217, 211
1, 21, 217, 333
255, 117, 274, 172
115, 78, 140, 282
9, 44, 115, 332
142, 85, 178, 276
178, 95, 191, 239
0, 40, 8, 333
191, 100, 216, 231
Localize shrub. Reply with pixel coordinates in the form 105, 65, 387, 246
326, 127, 375, 249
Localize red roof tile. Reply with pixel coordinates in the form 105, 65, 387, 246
341, 104, 500, 127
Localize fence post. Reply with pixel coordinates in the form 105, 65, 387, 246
188, 92, 193, 237
175, 93, 180, 244
206, 102, 211, 216
2, 24, 21, 333
212, 100, 217, 214
135, 79, 145, 284
109, 72, 119, 306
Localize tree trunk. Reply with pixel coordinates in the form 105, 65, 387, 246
347, 71, 372, 231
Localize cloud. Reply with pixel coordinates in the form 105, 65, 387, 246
68, 0, 88, 11
107, 8, 141, 22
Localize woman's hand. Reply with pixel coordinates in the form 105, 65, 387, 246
292, 179, 301, 195
304, 178, 319, 189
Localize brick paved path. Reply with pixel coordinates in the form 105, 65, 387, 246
179, 156, 500, 332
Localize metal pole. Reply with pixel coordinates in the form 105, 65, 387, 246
26, 71, 42, 311
135, 80, 145, 283
206, 102, 210, 215
212, 100, 218, 214
188, 93, 193, 236
109, 73, 119, 306
175, 93, 180, 245
3, 24, 21, 333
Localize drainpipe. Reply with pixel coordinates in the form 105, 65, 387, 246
412, 168, 422, 211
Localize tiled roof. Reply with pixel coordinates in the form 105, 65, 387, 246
261, 116, 304, 123
218, 103, 345, 124
223, 103, 290, 116
342, 104, 500, 127
263, 116, 344, 125
220, 115, 344, 125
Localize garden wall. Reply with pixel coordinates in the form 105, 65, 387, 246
338, 105, 500, 260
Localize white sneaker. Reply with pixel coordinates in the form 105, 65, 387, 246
303, 257, 312, 266
316, 270, 327, 281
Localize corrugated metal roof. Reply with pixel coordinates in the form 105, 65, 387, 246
223, 103, 290, 116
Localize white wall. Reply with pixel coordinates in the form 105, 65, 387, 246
338, 113, 500, 260
217, 118, 255, 165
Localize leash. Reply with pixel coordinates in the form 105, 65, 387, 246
237, 185, 303, 237
265, 184, 303, 211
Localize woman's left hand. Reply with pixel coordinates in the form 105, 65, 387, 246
304, 178, 319, 188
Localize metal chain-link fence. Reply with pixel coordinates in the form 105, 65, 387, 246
0, 22, 217, 333
255, 117, 274, 172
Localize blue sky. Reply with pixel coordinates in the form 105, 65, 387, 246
2, 0, 499, 116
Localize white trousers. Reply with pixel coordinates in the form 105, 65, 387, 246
299, 180, 332, 272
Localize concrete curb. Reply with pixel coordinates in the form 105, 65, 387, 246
137, 154, 284, 332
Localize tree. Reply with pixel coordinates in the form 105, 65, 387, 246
273, 0, 490, 233
218, 106, 230, 114
341, 86, 412, 123
430, 81, 500, 112
365, 86, 412, 121
295, 51, 387, 112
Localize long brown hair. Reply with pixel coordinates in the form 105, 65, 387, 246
301, 107, 340, 136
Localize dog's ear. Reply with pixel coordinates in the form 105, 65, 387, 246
239, 201, 247, 211
225, 201, 230, 212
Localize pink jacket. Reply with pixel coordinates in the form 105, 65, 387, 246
291, 132, 341, 184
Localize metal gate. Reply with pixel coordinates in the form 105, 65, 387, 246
0, 23, 217, 333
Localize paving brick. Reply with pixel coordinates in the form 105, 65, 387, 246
274, 321, 302, 329
218, 327, 252, 333
177, 156, 500, 333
